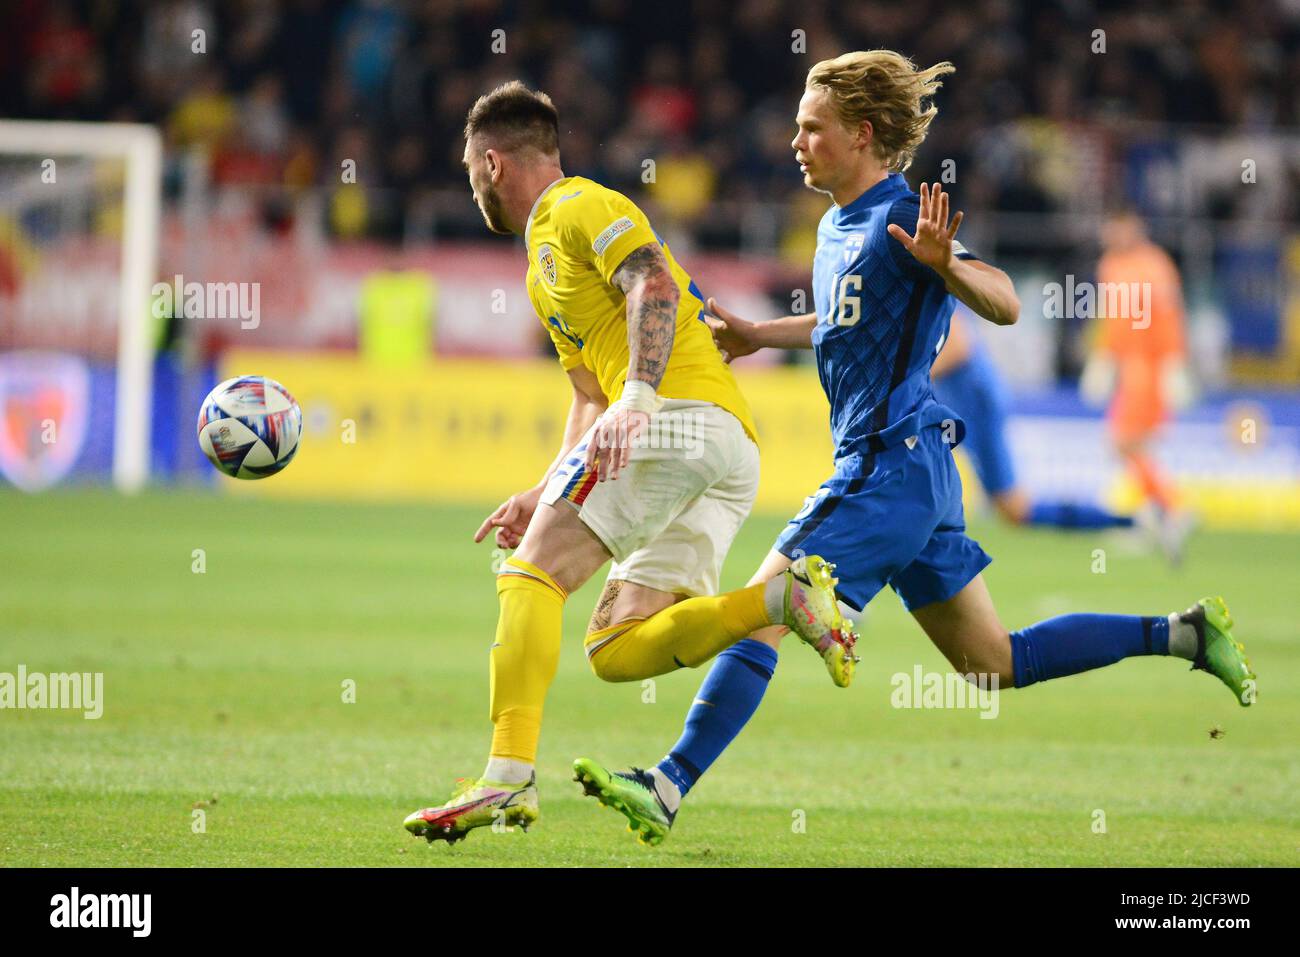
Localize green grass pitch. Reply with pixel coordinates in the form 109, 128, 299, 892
1, 488, 1296, 867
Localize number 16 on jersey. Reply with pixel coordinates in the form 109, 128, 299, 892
834, 273, 862, 326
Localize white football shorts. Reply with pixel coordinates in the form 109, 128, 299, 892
539, 399, 759, 597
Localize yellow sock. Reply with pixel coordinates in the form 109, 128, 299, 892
584, 582, 771, 682
489, 558, 567, 763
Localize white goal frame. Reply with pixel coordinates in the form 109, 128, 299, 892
0, 121, 162, 493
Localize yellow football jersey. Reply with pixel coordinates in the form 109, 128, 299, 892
524, 176, 757, 443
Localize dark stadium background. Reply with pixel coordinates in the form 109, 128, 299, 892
5, 0, 1298, 376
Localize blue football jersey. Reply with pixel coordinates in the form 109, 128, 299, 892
811, 172, 978, 466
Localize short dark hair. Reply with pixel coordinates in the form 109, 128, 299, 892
464, 81, 560, 157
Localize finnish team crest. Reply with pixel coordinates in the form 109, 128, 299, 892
843, 233, 865, 265
0, 351, 91, 492
538, 244, 558, 285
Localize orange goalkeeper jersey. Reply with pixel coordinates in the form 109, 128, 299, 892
1097, 242, 1186, 361
1097, 241, 1186, 438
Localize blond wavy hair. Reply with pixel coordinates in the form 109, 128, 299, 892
807, 51, 954, 172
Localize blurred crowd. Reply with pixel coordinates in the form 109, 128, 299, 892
5, 0, 1300, 250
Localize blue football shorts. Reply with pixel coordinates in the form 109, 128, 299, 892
774, 424, 992, 612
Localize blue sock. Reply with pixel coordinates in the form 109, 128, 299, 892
655, 638, 777, 797
1010, 614, 1169, 688
1027, 500, 1135, 530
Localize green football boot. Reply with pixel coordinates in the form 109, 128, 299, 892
1180, 597, 1255, 706
573, 758, 675, 847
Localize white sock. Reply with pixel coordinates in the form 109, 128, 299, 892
1167, 613, 1198, 660
646, 766, 682, 814
762, 574, 789, 625
483, 757, 533, 786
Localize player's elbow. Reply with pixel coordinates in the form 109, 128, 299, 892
992, 281, 1020, 326
998, 293, 1021, 326
636, 270, 679, 311
666, 278, 681, 310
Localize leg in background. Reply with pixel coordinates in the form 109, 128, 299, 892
911, 573, 1177, 691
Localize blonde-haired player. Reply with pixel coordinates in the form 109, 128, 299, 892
402, 82, 857, 843
575, 50, 1253, 847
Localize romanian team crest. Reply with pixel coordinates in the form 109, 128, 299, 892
0, 351, 90, 492
538, 244, 558, 285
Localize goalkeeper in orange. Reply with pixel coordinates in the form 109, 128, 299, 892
1082, 208, 1194, 562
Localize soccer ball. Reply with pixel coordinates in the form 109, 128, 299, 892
197, 375, 302, 480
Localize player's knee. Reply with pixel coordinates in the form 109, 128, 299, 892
584, 620, 643, 683
955, 664, 1014, 689
944, 638, 1013, 687
587, 651, 634, 683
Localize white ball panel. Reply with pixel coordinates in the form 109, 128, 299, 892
237, 439, 276, 478
263, 385, 293, 414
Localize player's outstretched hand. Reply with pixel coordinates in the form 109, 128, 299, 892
585, 408, 649, 482
706, 297, 760, 363
887, 182, 964, 273
474, 485, 542, 548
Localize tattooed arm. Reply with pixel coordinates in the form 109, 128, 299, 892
583, 242, 681, 482
610, 242, 679, 390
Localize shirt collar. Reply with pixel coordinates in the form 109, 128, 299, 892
833, 172, 905, 221
524, 176, 567, 246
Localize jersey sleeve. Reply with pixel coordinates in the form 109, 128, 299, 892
556, 186, 662, 287
885, 195, 979, 283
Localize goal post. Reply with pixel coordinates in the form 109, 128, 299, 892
0, 121, 162, 493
